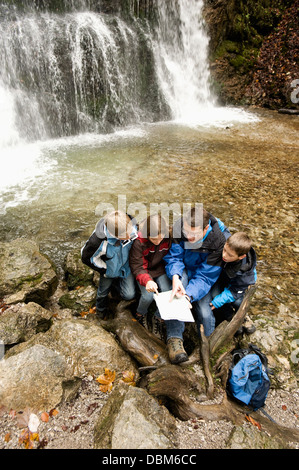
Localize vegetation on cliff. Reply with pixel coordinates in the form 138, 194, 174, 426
205, 0, 299, 108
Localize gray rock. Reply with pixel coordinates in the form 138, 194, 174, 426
0, 344, 72, 411
0, 239, 58, 306
1, 318, 138, 411
227, 423, 287, 449
94, 383, 178, 449
63, 249, 94, 289
58, 285, 97, 314
0, 302, 53, 346
5, 318, 138, 380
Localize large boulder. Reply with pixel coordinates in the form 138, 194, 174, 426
63, 248, 95, 289
0, 239, 58, 306
1, 318, 138, 411
5, 318, 138, 385
0, 344, 73, 411
227, 423, 287, 449
94, 383, 178, 449
0, 302, 53, 346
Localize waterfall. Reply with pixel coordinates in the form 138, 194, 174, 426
0, 5, 168, 144
0, 1, 256, 150
153, 0, 215, 122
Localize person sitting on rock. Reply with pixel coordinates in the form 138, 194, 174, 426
81, 210, 137, 319
129, 214, 172, 340
163, 207, 230, 364
198, 231, 257, 335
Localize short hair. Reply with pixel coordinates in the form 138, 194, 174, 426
104, 211, 133, 238
140, 214, 169, 239
226, 232, 252, 256
183, 207, 210, 229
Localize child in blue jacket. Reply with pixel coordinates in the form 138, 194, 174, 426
81, 211, 138, 318
201, 231, 257, 332
163, 207, 230, 363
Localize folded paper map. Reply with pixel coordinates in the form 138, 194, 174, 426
153, 290, 194, 322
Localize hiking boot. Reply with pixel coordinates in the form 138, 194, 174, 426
152, 316, 165, 341
96, 309, 107, 320
234, 326, 244, 337
136, 313, 148, 329
243, 316, 256, 335
167, 337, 188, 364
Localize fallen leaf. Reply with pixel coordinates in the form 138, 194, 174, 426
18, 429, 39, 449
120, 370, 136, 387
245, 414, 262, 430
40, 412, 49, 423
17, 408, 33, 429
49, 408, 59, 417
79, 310, 89, 317
87, 403, 98, 416
28, 413, 39, 433
153, 354, 159, 360
96, 368, 116, 393
282, 405, 287, 411
37, 437, 48, 449
4, 432, 11, 442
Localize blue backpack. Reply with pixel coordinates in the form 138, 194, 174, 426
226, 344, 270, 410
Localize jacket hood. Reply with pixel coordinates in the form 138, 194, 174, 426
224, 247, 257, 279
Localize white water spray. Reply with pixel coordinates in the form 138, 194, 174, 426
153, 0, 257, 126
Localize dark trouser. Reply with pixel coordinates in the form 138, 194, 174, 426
96, 272, 136, 312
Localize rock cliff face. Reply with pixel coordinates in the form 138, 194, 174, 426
203, 0, 299, 109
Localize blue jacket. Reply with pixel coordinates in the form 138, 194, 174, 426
81, 217, 137, 279
164, 214, 230, 302
211, 247, 257, 308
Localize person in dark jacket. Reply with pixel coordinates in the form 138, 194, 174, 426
81, 211, 137, 318
129, 214, 172, 339
200, 231, 257, 333
163, 207, 230, 363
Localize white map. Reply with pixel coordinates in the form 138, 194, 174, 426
154, 290, 194, 322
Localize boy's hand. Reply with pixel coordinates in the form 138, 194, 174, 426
170, 274, 186, 301
146, 280, 159, 294
210, 302, 215, 310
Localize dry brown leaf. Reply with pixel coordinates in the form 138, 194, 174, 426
17, 408, 33, 429
18, 429, 40, 449
40, 412, 49, 423
4, 432, 11, 442
79, 310, 89, 317
96, 368, 116, 393
245, 414, 262, 430
120, 370, 136, 387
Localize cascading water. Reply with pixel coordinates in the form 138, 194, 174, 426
0, 0, 256, 148
0, 4, 166, 143
153, 0, 215, 122
152, 0, 257, 125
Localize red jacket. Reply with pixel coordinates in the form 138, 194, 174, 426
129, 232, 171, 286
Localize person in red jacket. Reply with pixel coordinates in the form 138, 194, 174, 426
129, 214, 172, 339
